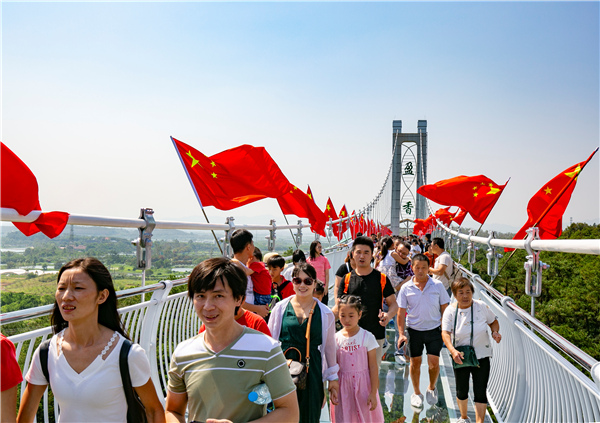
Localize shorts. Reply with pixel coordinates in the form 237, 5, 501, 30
407, 326, 443, 357
254, 293, 272, 306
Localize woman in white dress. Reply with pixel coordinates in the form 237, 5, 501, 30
18, 258, 165, 423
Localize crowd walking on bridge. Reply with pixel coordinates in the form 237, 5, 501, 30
3, 231, 502, 423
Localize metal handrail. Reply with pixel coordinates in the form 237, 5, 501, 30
437, 221, 599, 255
0, 280, 187, 325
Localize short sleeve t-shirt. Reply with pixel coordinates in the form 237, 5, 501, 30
335, 327, 379, 353
307, 255, 331, 283
335, 262, 352, 279
336, 269, 395, 340
26, 332, 151, 422
1, 334, 23, 391
249, 261, 272, 296
442, 300, 498, 359
432, 251, 453, 289
168, 327, 296, 423
277, 277, 295, 299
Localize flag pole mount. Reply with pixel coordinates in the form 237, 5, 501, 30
523, 227, 550, 317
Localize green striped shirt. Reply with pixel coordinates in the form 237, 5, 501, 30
168, 327, 296, 422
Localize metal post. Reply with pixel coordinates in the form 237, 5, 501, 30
523, 227, 550, 317
266, 219, 277, 252
223, 217, 235, 258
391, 121, 402, 235
135, 208, 155, 303
295, 220, 303, 248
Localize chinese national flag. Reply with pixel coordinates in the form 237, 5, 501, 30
510, 149, 597, 248
1, 143, 69, 238
452, 209, 468, 226
434, 207, 454, 226
338, 205, 349, 237
424, 214, 437, 233
307, 185, 315, 203
381, 224, 393, 237
172, 137, 293, 210
413, 218, 427, 236
324, 197, 342, 240
277, 186, 327, 237
417, 175, 508, 224
350, 211, 358, 239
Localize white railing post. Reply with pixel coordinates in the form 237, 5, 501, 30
266, 219, 277, 252
138, 281, 174, 401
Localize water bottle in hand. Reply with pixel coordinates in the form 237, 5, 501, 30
248, 383, 271, 404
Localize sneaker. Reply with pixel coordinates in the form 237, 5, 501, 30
382, 339, 389, 349
394, 353, 407, 366
410, 393, 424, 409
425, 387, 438, 405
456, 418, 471, 423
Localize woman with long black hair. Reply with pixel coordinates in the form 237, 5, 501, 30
18, 257, 164, 423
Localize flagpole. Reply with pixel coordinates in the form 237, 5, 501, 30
282, 214, 300, 248
492, 150, 597, 284
171, 137, 223, 255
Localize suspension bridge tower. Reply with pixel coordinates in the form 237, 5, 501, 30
391, 120, 428, 235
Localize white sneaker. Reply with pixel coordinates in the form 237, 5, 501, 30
425, 387, 438, 405
410, 393, 424, 409
394, 354, 407, 365
456, 418, 471, 423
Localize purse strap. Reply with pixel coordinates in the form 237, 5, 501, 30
304, 301, 317, 373
453, 302, 474, 347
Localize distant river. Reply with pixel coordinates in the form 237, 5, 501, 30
0, 248, 28, 253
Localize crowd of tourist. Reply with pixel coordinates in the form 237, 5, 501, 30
2, 229, 501, 423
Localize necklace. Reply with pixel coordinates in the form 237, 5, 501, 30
59, 329, 118, 359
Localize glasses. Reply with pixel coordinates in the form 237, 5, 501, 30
292, 277, 314, 286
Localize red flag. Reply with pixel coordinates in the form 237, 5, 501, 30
452, 209, 468, 226
172, 137, 293, 210
324, 198, 338, 222
307, 185, 315, 204
434, 207, 454, 226
417, 175, 508, 224
424, 214, 437, 233
350, 211, 358, 239
338, 205, 349, 236
277, 186, 326, 237
510, 149, 597, 247
1, 143, 69, 238
381, 225, 393, 237
413, 218, 427, 236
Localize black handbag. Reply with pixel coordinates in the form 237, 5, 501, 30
119, 339, 149, 423
452, 302, 480, 369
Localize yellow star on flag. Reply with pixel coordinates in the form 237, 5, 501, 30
473, 186, 478, 190
487, 187, 500, 195
565, 165, 582, 179
308, 194, 312, 199
211, 172, 217, 179
544, 187, 552, 195
210, 161, 216, 167
326, 205, 331, 211
186, 151, 199, 168
341, 211, 346, 216
473, 192, 478, 197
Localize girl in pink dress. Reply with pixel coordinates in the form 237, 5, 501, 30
331, 295, 384, 423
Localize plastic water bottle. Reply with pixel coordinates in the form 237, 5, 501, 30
248, 383, 271, 405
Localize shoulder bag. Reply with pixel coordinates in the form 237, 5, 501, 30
452, 302, 480, 369
283, 301, 316, 390
119, 339, 149, 423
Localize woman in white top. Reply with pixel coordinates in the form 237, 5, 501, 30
18, 258, 165, 423
441, 277, 501, 423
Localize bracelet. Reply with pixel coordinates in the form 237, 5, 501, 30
492, 331, 500, 335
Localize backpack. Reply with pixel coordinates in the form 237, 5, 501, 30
444, 260, 461, 286
276, 279, 292, 299
343, 271, 388, 307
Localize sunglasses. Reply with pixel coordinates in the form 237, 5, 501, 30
292, 277, 314, 286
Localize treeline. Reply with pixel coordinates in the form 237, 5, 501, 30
465, 222, 600, 361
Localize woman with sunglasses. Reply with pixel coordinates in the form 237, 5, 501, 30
268, 263, 339, 423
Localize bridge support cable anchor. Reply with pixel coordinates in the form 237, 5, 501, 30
294, 220, 303, 249
222, 217, 235, 258
523, 227, 550, 317
467, 229, 477, 272
266, 219, 277, 252
486, 232, 503, 283
134, 208, 155, 302
326, 218, 333, 246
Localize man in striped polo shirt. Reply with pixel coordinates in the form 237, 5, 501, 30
165, 257, 298, 423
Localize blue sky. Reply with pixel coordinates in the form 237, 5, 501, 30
3, 1, 598, 232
